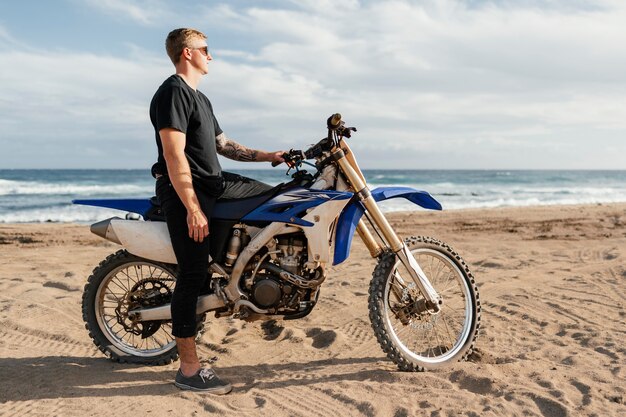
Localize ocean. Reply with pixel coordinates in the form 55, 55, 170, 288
1, 169, 625, 223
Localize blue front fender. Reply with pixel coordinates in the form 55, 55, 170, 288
333, 187, 442, 265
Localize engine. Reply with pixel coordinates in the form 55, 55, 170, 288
276, 235, 306, 275
224, 228, 322, 315
253, 234, 311, 310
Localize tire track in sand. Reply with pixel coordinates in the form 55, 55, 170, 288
0, 320, 97, 357
0, 399, 66, 417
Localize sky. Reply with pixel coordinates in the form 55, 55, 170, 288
1, 0, 625, 170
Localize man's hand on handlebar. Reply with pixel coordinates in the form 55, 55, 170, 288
266, 151, 287, 166
271, 149, 303, 167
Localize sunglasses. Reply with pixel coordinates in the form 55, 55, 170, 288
192, 46, 210, 56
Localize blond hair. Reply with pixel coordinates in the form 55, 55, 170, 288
165, 28, 207, 65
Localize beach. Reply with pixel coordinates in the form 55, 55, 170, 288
0, 203, 624, 416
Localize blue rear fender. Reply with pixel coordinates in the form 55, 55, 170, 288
333, 187, 442, 265
73, 198, 153, 218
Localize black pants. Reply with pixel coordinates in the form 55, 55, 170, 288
156, 172, 272, 338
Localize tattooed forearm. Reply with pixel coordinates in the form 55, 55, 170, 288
215, 133, 259, 162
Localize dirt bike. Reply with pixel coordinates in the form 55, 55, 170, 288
74, 114, 480, 371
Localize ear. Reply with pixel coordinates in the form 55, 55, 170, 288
181, 47, 191, 61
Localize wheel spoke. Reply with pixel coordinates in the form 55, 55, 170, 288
437, 272, 459, 295
119, 269, 138, 286
108, 278, 129, 294
440, 313, 458, 346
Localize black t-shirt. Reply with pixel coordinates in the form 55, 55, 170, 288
150, 74, 223, 184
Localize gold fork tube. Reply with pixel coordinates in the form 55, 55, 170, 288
334, 150, 403, 252
356, 220, 382, 258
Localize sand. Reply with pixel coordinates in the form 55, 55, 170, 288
0, 203, 624, 416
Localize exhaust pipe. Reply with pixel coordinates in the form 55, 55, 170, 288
128, 293, 227, 322
90, 217, 122, 244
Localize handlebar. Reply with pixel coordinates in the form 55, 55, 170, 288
271, 113, 355, 168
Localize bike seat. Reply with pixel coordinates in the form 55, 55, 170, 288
146, 184, 284, 222
212, 187, 280, 220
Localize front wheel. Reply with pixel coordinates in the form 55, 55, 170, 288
369, 236, 480, 371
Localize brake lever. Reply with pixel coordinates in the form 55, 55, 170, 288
338, 126, 357, 138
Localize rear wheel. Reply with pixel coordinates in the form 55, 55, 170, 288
369, 236, 480, 371
82, 250, 179, 365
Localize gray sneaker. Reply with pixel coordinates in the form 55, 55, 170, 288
174, 368, 232, 394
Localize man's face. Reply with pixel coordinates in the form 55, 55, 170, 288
188, 38, 212, 74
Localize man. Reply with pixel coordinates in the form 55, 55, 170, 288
150, 28, 285, 394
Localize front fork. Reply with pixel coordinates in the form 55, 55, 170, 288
334, 149, 443, 313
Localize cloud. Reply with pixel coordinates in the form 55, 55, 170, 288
0, 44, 172, 168
1, 1, 626, 169
196, 0, 626, 168
81, 0, 169, 25
0, 49, 165, 129
0, 23, 32, 50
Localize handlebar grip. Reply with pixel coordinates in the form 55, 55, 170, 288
272, 152, 288, 167
328, 113, 342, 128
